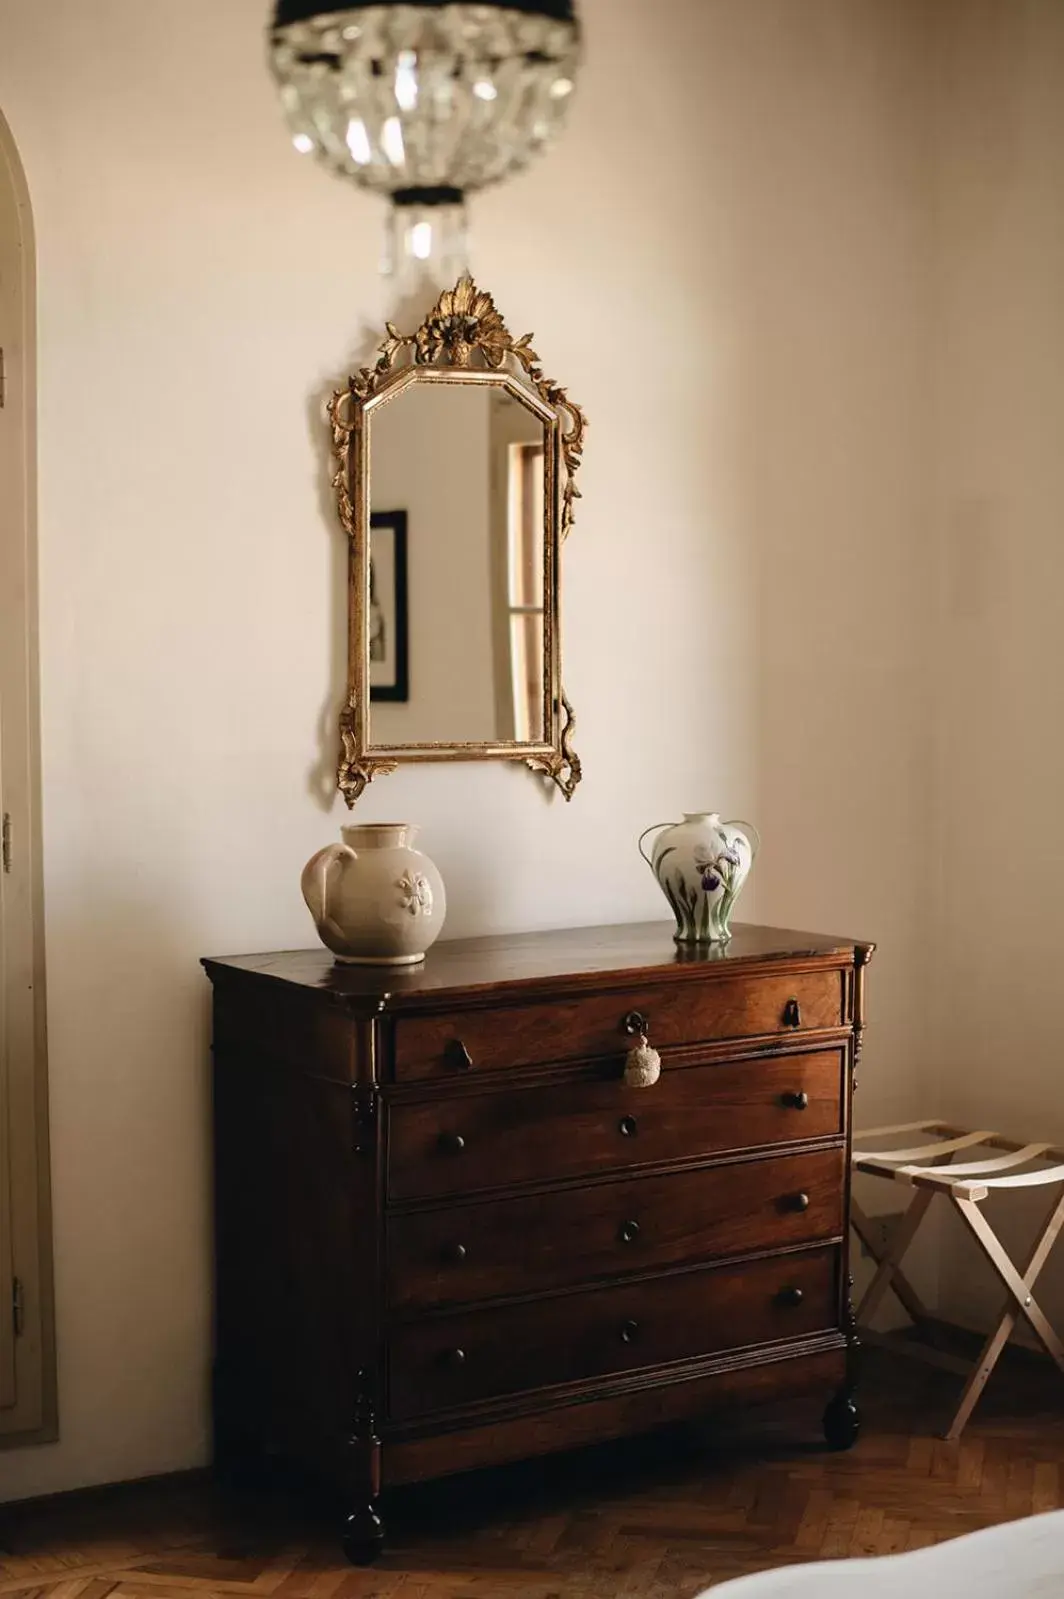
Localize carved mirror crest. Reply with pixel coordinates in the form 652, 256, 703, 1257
328, 276, 585, 806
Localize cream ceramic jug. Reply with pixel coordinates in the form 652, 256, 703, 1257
638, 811, 759, 946
301, 823, 446, 965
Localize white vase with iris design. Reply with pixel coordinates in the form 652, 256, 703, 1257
639, 812, 759, 946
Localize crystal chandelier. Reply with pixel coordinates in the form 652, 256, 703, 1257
270, 1, 581, 289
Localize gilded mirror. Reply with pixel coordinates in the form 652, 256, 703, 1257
328, 277, 585, 806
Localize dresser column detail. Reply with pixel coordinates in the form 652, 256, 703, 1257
345, 1011, 386, 1559
851, 941, 875, 1086
823, 941, 874, 1451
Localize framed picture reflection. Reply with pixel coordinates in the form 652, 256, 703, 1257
368, 509, 408, 703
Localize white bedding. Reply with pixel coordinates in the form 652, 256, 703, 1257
700, 1510, 1064, 1597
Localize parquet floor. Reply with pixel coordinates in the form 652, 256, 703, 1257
2, 1348, 1062, 1599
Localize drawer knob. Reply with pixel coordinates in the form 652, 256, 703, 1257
618, 1219, 641, 1244
780, 1090, 809, 1111
776, 1286, 804, 1308
438, 1132, 466, 1154
782, 997, 802, 1029
448, 1243, 468, 1263
618, 1115, 639, 1138
442, 1347, 467, 1365
620, 1319, 640, 1343
782, 1191, 811, 1213
622, 1010, 649, 1036
445, 1039, 474, 1071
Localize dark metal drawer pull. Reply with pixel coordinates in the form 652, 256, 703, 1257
782, 997, 802, 1028
780, 1090, 809, 1110
622, 1010, 649, 1036
782, 1192, 811, 1213
445, 1039, 474, 1070
618, 1115, 639, 1138
620, 1319, 639, 1343
441, 1347, 467, 1365
618, 1219, 640, 1243
448, 1243, 468, 1263
776, 1286, 804, 1308
438, 1132, 466, 1154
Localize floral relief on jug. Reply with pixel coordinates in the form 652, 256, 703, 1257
639, 812, 759, 946
301, 823, 446, 965
396, 869, 434, 918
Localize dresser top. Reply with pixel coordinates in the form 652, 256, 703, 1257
203, 920, 872, 1009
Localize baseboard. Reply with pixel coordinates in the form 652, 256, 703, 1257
0, 1464, 211, 1514
882, 1312, 1055, 1369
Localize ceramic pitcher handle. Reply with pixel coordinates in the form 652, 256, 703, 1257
301, 842, 357, 947
725, 819, 761, 859
638, 822, 676, 868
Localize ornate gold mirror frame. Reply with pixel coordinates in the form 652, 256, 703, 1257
328, 276, 585, 807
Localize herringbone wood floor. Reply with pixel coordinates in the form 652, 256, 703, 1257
2, 1349, 1062, 1599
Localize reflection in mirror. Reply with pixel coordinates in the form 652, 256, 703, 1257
329, 274, 584, 806
367, 380, 548, 748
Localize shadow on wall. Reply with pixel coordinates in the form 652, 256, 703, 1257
686, 0, 943, 1341
304, 312, 387, 813
734, 1, 931, 1133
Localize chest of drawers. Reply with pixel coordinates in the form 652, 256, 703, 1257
203, 921, 873, 1563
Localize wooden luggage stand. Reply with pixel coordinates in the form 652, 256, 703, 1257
850, 1121, 1064, 1440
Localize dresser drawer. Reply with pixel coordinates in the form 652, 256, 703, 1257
389, 1148, 845, 1312
388, 1048, 845, 1201
392, 968, 846, 1082
389, 1246, 838, 1420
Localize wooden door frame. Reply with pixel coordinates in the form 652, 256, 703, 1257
0, 103, 56, 1447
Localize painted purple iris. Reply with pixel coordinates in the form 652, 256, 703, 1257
701, 872, 721, 892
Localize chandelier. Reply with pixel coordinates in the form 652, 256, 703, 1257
270, 1, 581, 286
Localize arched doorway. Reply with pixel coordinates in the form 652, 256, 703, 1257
0, 106, 54, 1446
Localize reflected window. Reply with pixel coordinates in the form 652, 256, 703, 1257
508, 442, 545, 742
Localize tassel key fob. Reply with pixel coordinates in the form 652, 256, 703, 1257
621, 1011, 661, 1087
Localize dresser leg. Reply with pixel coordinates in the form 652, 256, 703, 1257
823, 1269, 862, 1450
345, 1375, 384, 1561
822, 1387, 861, 1451
342, 1500, 385, 1565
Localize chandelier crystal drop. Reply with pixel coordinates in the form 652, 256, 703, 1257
270, 1, 581, 291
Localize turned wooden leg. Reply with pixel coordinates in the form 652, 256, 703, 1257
344, 1374, 384, 1564
342, 1500, 385, 1565
823, 1268, 862, 1451
823, 1388, 861, 1451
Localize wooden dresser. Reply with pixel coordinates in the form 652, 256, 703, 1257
203, 921, 873, 1562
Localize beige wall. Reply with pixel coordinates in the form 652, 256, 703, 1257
929, 0, 1064, 1336
0, 0, 934, 1498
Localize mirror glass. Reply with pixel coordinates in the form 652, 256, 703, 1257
367, 380, 548, 747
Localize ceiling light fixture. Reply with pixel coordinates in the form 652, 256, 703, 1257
270, 1, 581, 290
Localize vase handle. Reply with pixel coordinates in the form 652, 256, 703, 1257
638, 822, 676, 868
301, 842, 357, 948
725, 819, 761, 860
